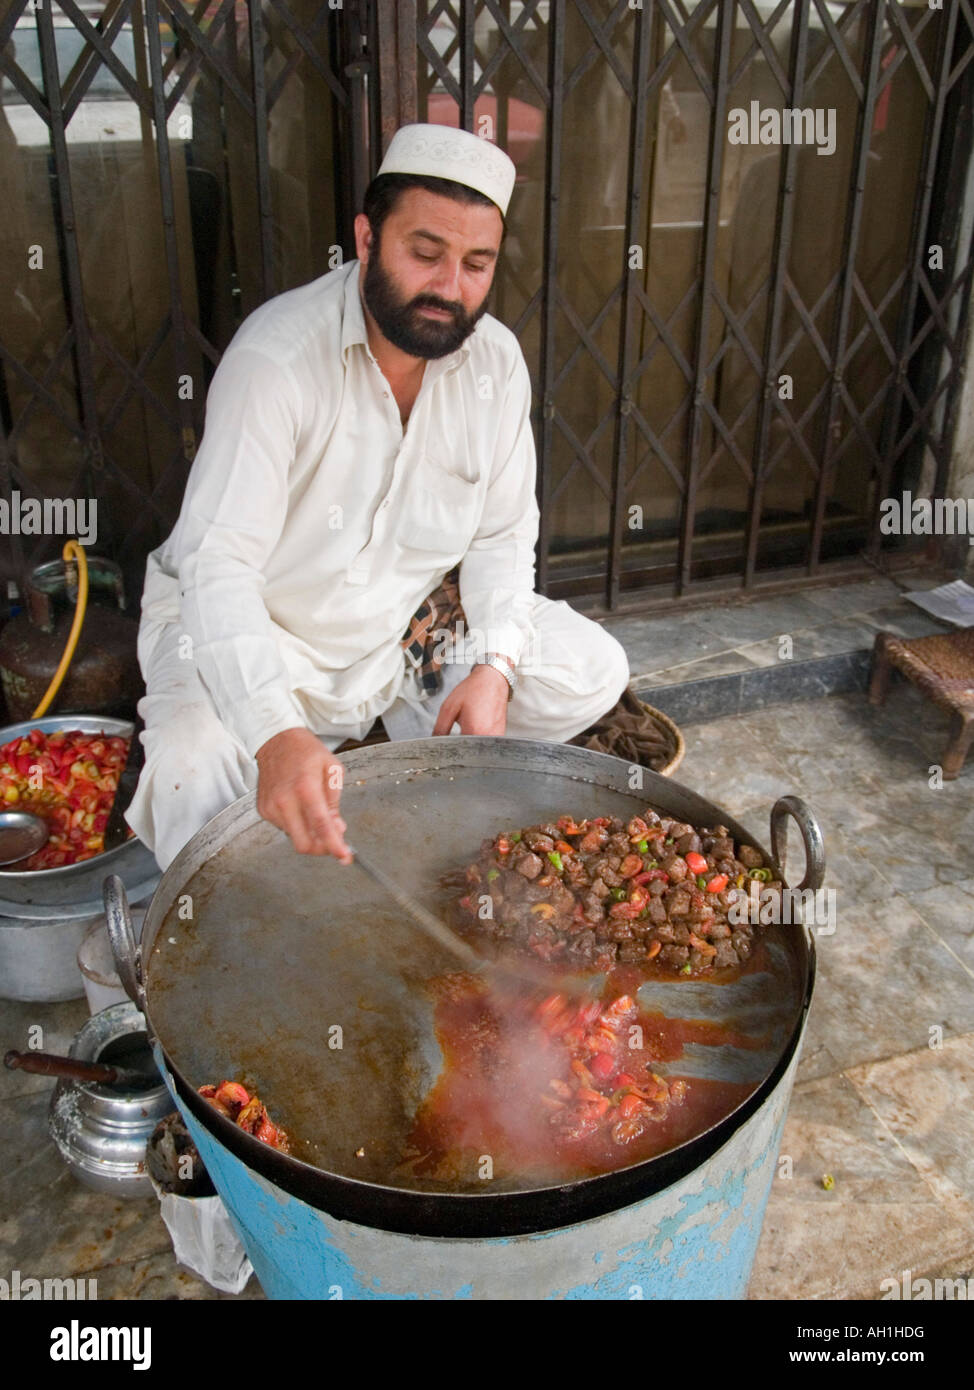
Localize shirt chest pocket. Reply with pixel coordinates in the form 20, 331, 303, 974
399, 460, 482, 554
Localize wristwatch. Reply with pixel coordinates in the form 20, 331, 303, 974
479, 652, 518, 701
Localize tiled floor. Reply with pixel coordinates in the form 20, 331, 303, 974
603, 572, 952, 691
671, 682, 974, 1300
1, 577, 971, 1299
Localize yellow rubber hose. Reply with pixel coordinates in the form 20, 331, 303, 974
30, 540, 89, 718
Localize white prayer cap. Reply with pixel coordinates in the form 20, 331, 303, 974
376, 123, 516, 216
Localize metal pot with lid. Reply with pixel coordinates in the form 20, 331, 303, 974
47, 1001, 171, 1196
104, 737, 823, 1296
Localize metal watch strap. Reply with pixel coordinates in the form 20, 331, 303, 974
479, 653, 517, 700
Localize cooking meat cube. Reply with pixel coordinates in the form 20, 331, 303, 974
599, 865, 623, 888
671, 923, 691, 945
674, 831, 702, 856
526, 924, 564, 959
579, 827, 608, 852
709, 919, 732, 939
648, 876, 667, 897
514, 851, 543, 880
618, 942, 643, 964
567, 930, 596, 963
660, 944, 689, 968
647, 897, 667, 925
731, 929, 753, 960
663, 854, 689, 882
502, 873, 527, 901
582, 893, 606, 922
608, 833, 630, 855
653, 922, 676, 942
737, 844, 764, 868
666, 888, 691, 917
524, 877, 553, 901
713, 939, 739, 968
524, 831, 555, 853
688, 901, 715, 924
719, 887, 747, 913
609, 919, 635, 942
589, 877, 611, 899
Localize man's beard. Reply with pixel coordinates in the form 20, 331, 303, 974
361, 240, 491, 359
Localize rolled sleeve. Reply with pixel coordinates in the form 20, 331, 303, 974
459, 351, 539, 668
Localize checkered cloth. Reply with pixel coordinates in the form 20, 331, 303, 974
400, 566, 467, 695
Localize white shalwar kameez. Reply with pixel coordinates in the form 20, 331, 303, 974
125, 260, 629, 868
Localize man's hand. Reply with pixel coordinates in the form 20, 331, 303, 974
255, 727, 352, 862
432, 663, 510, 736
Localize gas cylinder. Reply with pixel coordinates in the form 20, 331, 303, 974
0, 556, 142, 721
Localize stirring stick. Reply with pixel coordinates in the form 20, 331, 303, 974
347, 843, 592, 996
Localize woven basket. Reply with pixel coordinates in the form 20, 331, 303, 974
643, 702, 686, 777
567, 689, 686, 778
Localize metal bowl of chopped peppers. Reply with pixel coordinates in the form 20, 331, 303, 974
0, 717, 158, 904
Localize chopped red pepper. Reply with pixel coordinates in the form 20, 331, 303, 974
633, 868, 669, 886
589, 1052, 616, 1081
684, 851, 708, 875
557, 817, 585, 835
706, 874, 729, 893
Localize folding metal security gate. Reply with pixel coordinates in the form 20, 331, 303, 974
407, 0, 974, 607
1, 0, 972, 613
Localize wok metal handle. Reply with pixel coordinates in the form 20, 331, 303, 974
770, 796, 825, 892
103, 873, 147, 1012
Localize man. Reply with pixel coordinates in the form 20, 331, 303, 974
126, 124, 629, 870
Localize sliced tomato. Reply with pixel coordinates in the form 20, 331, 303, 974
589, 1053, 616, 1081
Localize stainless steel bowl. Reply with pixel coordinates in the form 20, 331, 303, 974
0, 715, 159, 909
0, 715, 160, 1002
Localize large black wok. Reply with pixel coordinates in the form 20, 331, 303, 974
104, 737, 822, 1237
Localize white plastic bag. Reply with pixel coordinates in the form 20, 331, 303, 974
154, 1183, 254, 1294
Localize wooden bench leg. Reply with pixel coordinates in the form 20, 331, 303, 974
942, 712, 974, 780
868, 633, 894, 706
